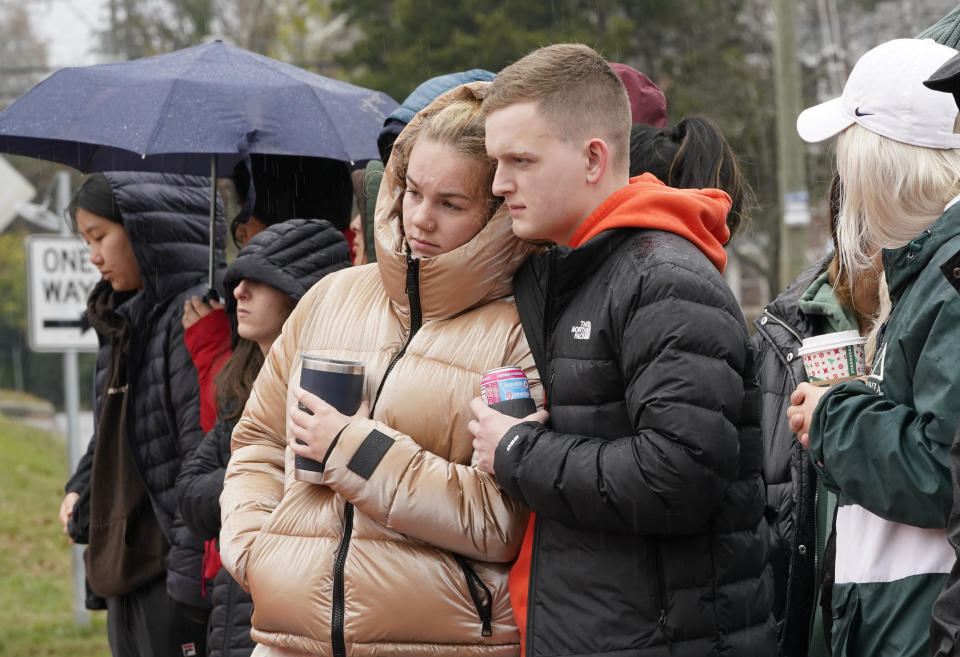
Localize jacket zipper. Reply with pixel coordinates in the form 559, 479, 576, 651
331, 254, 423, 657
521, 250, 557, 656
525, 517, 541, 655
807, 481, 820, 643
652, 539, 670, 640
521, 251, 559, 656
371, 255, 423, 410
454, 555, 493, 636
331, 503, 354, 657
541, 249, 558, 399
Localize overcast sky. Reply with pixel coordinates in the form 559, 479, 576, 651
32, 0, 107, 68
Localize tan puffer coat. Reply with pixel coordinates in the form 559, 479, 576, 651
220, 83, 541, 657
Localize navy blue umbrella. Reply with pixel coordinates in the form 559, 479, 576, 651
0, 40, 397, 288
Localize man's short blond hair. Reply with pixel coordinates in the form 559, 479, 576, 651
483, 44, 632, 173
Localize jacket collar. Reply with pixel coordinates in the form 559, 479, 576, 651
86, 279, 135, 337
797, 268, 859, 334
374, 200, 536, 321
883, 202, 960, 304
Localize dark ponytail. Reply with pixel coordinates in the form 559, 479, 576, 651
629, 116, 750, 241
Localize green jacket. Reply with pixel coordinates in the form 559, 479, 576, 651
809, 201, 960, 656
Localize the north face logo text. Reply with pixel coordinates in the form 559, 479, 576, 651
571, 321, 591, 340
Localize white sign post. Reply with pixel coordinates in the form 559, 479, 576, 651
25, 234, 100, 353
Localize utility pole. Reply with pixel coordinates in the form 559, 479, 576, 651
773, 0, 810, 290
109, 0, 118, 57
53, 171, 88, 626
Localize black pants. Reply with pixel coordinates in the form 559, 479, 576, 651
106, 576, 208, 657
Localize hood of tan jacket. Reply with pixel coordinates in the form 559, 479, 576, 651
373, 81, 536, 322
220, 81, 540, 657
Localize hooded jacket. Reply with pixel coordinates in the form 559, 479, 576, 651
177, 218, 350, 657
501, 175, 776, 656
752, 256, 848, 657
219, 83, 542, 657
221, 218, 350, 313
810, 201, 960, 657
65, 171, 225, 608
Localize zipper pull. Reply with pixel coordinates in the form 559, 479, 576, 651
405, 254, 418, 295
658, 609, 666, 626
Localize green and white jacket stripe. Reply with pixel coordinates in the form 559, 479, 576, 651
809, 198, 960, 657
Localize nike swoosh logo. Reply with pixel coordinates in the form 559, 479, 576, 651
855, 107, 875, 117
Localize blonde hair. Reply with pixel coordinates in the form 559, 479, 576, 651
834, 124, 960, 275
482, 43, 632, 174
390, 98, 500, 222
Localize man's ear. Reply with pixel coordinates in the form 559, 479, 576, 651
585, 138, 609, 185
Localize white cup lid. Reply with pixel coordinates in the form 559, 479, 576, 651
797, 330, 866, 355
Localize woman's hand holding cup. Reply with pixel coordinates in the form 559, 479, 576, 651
287, 386, 370, 463
785, 382, 828, 450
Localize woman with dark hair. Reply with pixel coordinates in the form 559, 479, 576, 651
628, 115, 749, 239
176, 219, 350, 657
56, 171, 224, 656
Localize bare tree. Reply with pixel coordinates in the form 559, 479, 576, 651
0, 6, 48, 104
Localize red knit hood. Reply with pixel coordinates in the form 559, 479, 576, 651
567, 173, 732, 272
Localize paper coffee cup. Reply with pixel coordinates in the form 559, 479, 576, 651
797, 330, 867, 386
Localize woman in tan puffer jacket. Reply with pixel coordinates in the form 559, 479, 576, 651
219, 82, 542, 657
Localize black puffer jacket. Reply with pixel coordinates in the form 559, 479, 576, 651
176, 218, 349, 657
751, 258, 829, 657
500, 227, 776, 656
66, 171, 225, 608
178, 417, 255, 657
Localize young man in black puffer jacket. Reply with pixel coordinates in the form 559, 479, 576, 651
470, 44, 775, 656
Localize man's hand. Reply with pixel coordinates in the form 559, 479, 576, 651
785, 382, 828, 449
467, 397, 548, 474
287, 386, 371, 463
59, 491, 79, 543
182, 295, 225, 330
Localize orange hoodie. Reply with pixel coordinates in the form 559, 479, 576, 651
508, 173, 733, 654
567, 172, 731, 271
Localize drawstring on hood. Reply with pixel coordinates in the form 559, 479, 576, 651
567, 173, 732, 272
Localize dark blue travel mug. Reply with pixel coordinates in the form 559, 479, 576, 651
294, 355, 365, 483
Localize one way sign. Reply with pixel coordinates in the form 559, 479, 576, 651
26, 234, 100, 352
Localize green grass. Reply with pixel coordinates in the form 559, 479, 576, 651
0, 389, 50, 406
0, 416, 109, 656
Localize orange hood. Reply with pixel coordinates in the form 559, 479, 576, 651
568, 173, 732, 272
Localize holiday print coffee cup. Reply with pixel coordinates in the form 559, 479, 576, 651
797, 330, 867, 386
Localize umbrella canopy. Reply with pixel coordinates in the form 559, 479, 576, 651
0, 40, 397, 174
0, 40, 397, 292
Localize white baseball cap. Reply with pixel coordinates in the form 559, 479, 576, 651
797, 38, 960, 149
